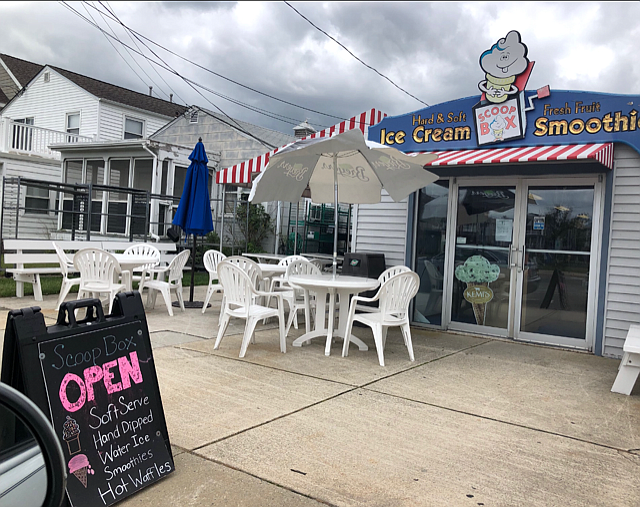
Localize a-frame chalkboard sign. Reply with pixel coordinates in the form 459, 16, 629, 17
1, 292, 174, 507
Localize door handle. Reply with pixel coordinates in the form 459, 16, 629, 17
509, 244, 518, 269
519, 245, 526, 273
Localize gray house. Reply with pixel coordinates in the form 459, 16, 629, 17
151, 106, 297, 248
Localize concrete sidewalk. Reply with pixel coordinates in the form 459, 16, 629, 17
1, 287, 639, 506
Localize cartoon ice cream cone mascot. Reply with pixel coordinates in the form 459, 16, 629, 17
478, 31, 529, 104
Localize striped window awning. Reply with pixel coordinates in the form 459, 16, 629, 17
417, 143, 614, 169
216, 108, 387, 185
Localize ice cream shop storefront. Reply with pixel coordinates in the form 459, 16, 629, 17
364, 31, 640, 358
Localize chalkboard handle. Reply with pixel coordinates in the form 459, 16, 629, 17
57, 299, 106, 328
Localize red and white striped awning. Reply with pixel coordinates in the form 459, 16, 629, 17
416, 143, 614, 169
216, 108, 387, 184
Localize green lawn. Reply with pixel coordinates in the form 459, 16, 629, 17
0, 272, 211, 299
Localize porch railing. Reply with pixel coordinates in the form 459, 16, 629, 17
0, 120, 93, 159
0, 176, 227, 244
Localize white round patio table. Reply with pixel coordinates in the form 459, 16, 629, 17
288, 274, 380, 356
113, 254, 159, 291
257, 264, 287, 278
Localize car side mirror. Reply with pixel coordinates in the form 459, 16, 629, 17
0, 382, 67, 507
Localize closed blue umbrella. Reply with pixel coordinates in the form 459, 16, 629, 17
173, 138, 214, 306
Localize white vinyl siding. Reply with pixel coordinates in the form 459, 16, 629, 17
352, 191, 409, 268
99, 102, 170, 141
1, 69, 98, 137
602, 144, 640, 358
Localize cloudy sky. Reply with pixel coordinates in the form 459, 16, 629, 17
1, 2, 639, 135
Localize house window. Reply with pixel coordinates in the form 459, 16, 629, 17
86, 160, 104, 231
25, 185, 50, 214
12, 118, 34, 151
43, 71, 50, 83
66, 113, 80, 134
107, 159, 130, 233
173, 165, 187, 198
132, 159, 153, 235
224, 185, 238, 214
15, 117, 34, 125
161, 159, 169, 196
189, 110, 198, 123
124, 117, 144, 139
66, 113, 80, 142
61, 160, 83, 229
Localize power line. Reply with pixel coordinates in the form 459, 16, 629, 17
80, 2, 151, 93
94, 1, 326, 129
60, 1, 277, 149
100, 1, 188, 105
85, 2, 273, 150
283, 1, 429, 108
81, 1, 328, 140
92, 2, 314, 129
79, 1, 353, 124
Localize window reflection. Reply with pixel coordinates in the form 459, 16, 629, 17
413, 182, 448, 326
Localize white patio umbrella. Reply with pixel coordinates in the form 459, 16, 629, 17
249, 128, 439, 278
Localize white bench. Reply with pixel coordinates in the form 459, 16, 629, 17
611, 324, 640, 395
3, 239, 177, 301
3, 240, 102, 301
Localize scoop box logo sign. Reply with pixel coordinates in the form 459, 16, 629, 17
474, 31, 530, 146
473, 95, 526, 145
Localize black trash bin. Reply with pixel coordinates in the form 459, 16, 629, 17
342, 253, 386, 321
342, 253, 386, 279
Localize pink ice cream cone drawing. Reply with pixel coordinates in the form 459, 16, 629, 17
68, 454, 94, 488
455, 255, 500, 326
62, 415, 81, 456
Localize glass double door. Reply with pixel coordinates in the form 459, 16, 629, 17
447, 177, 601, 350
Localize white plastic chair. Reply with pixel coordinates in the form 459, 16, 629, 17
284, 259, 321, 336
224, 255, 292, 324
214, 260, 286, 358
343, 270, 420, 367
73, 248, 126, 314
268, 255, 307, 293
224, 256, 263, 286
144, 249, 190, 316
354, 265, 412, 314
202, 249, 227, 314
309, 259, 324, 272
53, 242, 81, 310
122, 243, 160, 292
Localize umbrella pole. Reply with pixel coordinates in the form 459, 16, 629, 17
332, 153, 338, 280
294, 200, 299, 254
190, 234, 196, 302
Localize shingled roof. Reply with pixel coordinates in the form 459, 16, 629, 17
0, 53, 188, 118
0, 54, 42, 88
